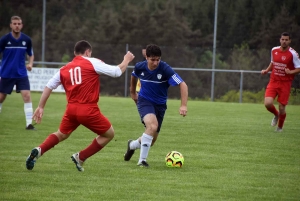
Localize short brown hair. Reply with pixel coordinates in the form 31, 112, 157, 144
74, 40, 92, 55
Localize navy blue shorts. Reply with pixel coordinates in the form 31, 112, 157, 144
0, 77, 30, 94
137, 96, 167, 133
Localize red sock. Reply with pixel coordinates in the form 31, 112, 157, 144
79, 138, 103, 161
39, 134, 59, 155
278, 113, 286, 129
266, 105, 278, 116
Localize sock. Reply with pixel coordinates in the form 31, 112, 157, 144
24, 102, 33, 126
39, 134, 59, 155
79, 138, 103, 161
266, 105, 278, 116
130, 139, 141, 150
138, 133, 153, 163
0, 103, 2, 111
277, 113, 286, 129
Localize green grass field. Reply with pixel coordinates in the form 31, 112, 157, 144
0, 92, 299, 201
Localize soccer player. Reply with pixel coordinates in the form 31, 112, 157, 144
0, 16, 35, 130
124, 44, 188, 167
261, 32, 300, 132
25, 40, 135, 171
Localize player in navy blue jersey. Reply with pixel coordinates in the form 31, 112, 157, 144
0, 16, 35, 130
124, 44, 188, 167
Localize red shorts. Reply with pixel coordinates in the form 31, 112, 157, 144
59, 103, 111, 135
265, 80, 292, 105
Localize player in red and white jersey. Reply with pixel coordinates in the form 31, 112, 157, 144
261, 32, 300, 132
25, 40, 135, 171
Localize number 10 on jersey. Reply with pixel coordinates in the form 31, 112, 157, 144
69, 67, 82, 85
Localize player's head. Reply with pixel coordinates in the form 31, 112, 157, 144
10, 16, 23, 34
146, 44, 161, 58
74, 40, 92, 57
280, 32, 291, 49
145, 44, 161, 70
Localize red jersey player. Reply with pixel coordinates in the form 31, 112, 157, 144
26, 40, 135, 171
261, 32, 300, 132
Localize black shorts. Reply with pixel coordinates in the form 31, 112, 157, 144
137, 96, 167, 133
0, 77, 30, 94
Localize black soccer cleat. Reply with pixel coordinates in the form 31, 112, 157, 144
26, 124, 36, 130
124, 140, 135, 161
137, 161, 149, 168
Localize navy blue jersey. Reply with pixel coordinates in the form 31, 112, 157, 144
132, 60, 183, 104
0, 32, 33, 78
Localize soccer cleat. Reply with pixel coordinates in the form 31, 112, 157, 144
26, 147, 41, 170
26, 124, 36, 130
71, 153, 84, 172
275, 127, 283, 132
137, 161, 149, 168
271, 116, 278, 127
124, 139, 135, 161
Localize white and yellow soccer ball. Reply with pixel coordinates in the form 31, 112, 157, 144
165, 151, 184, 168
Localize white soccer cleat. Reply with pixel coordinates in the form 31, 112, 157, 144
71, 153, 84, 172
271, 116, 278, 127
275, 127, 283, 132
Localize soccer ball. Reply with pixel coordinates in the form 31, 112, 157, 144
165, 151, 184, 168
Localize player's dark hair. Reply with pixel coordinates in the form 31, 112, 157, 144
281, 32, 290, 39
146, 44, 161, 57
74, 40, 92, 55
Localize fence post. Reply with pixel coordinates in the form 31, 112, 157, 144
239, 71, 244, 103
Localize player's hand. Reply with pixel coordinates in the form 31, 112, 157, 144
285, 68, 291, 74
130, 92, 138, 104
179, 106, 187, 117
261, 69, 268, 75
124, 51, 135, 63
26, 64, 33, 71
33, 107, 44, 124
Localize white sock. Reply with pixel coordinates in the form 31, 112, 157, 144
130, 139, 141, 150
24, 102, 33, 126
138, 133, 153, 163
0, 103, 2, 112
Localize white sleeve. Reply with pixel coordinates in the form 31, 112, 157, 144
292, 51, 300, 68
88, 57, 122, 77
46, 70, 61, 90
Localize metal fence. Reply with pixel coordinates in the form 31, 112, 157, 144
32, 61, 268, 103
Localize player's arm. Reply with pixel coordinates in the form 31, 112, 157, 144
179, 81, 188, 117
33, 86, 52, 124
92, 51, 135, 77
130, 75, 138, 104
286, 51, 300, 75
285, 68, 300, 75
26, 55, 34, 71
261, 62, 273, 75
33, 71, 61, 124
26, 39, 34, 71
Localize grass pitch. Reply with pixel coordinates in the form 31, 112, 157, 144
0, 92, 299, 201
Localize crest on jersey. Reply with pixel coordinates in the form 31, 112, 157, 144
281, 56, 286, 61
157, 74, 162, 80
22, 41, 26, 46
